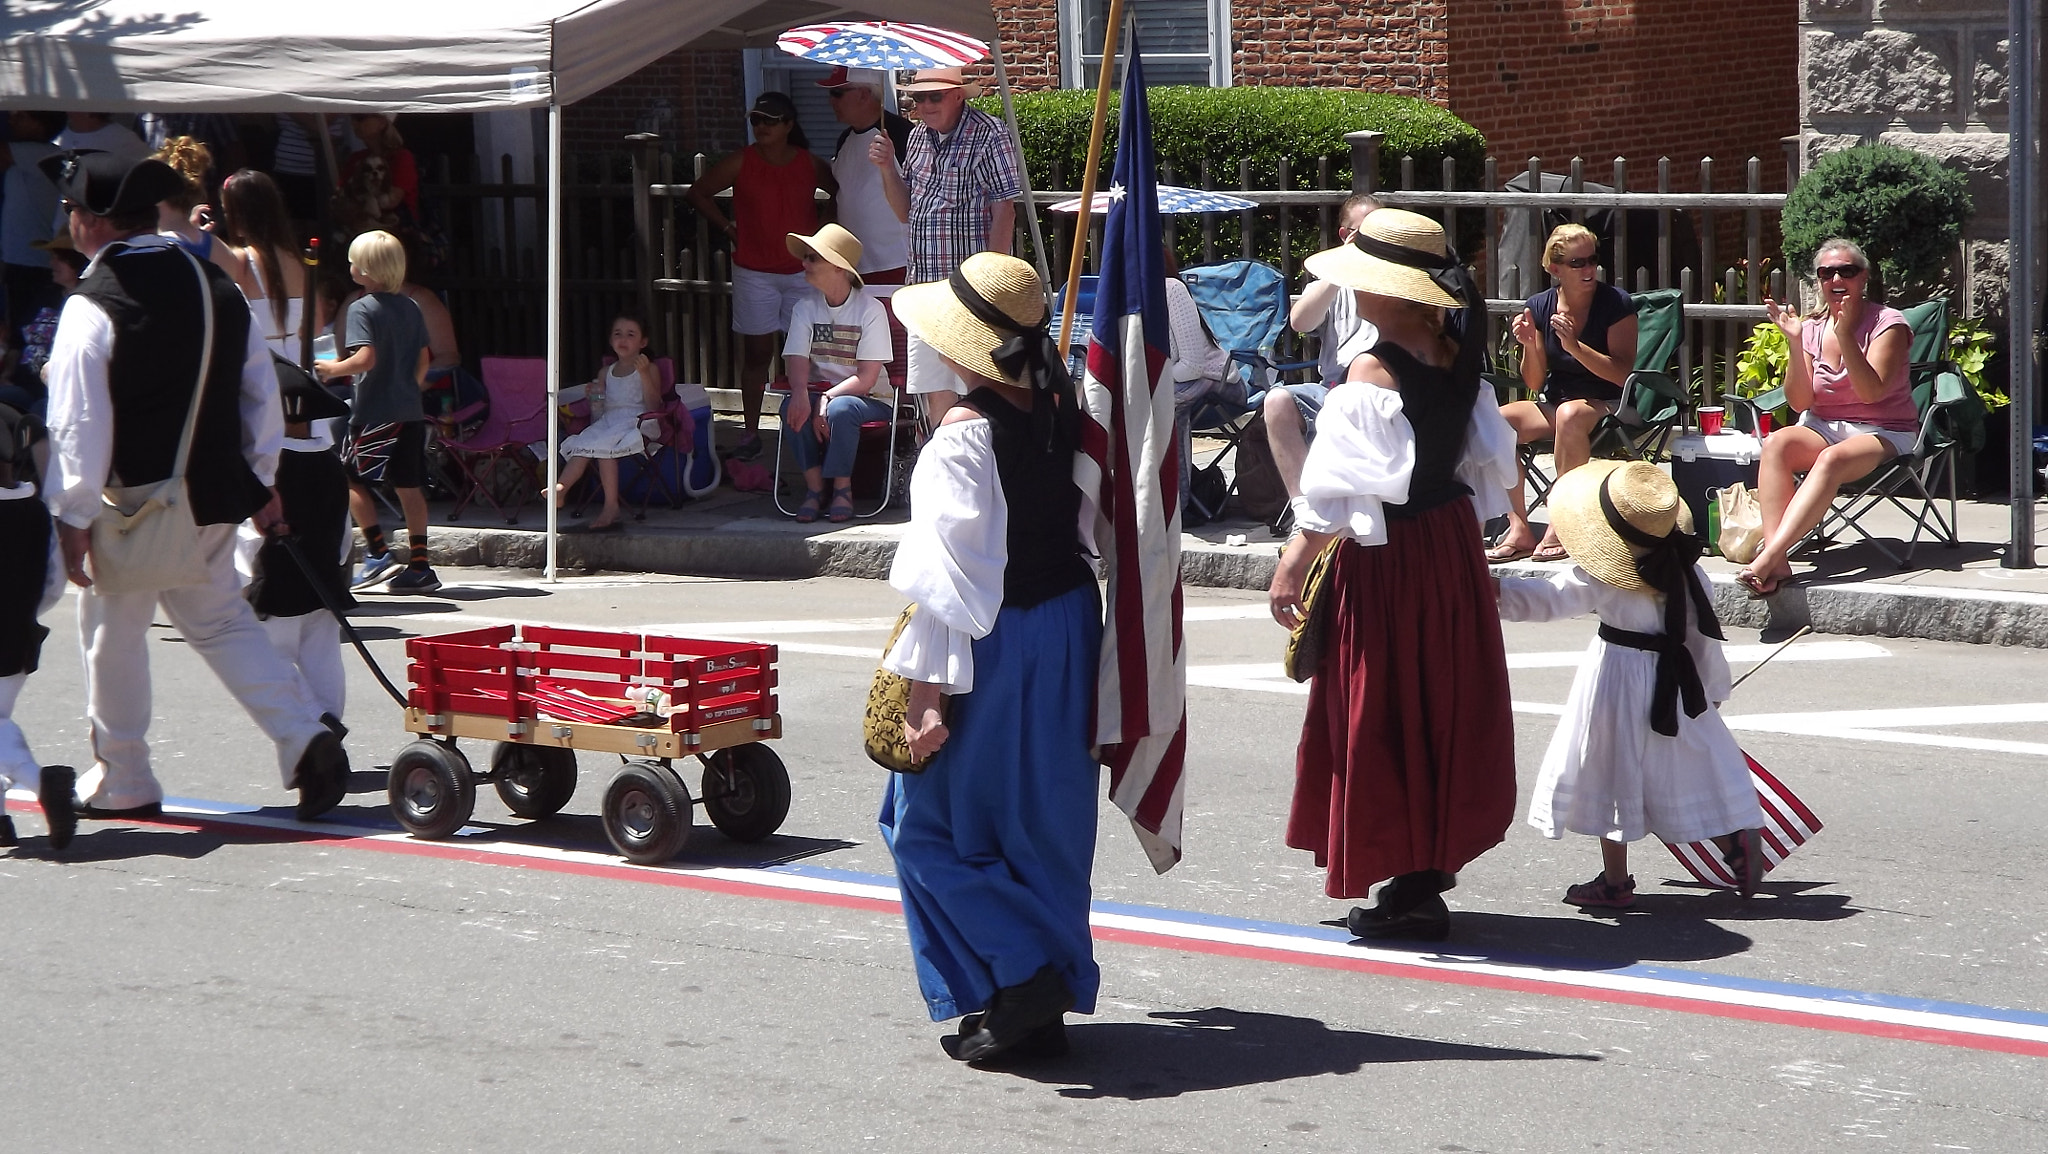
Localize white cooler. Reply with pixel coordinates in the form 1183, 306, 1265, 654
1669, 432, 1762, 535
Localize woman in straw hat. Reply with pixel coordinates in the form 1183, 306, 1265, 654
1269, 208, 1522, 943
1497, 461, 1766, 904
878, 251, 1102, 1064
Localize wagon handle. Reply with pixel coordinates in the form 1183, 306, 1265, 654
280, 536, 412, 708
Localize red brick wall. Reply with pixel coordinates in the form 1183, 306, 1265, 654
1231, 1, 1449, 97
1446, 0, 1799, 191
563, 49, 746, 160
996, 1, 1063, 90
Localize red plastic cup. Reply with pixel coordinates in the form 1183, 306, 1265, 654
1754, 409, 1775, 437
1698, 406, 1725, 436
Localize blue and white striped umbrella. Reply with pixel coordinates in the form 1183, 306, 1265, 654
1048, 184, 1259, 215
776, 21, 988, 71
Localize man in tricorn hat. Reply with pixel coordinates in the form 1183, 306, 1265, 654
37, 150, 351, 846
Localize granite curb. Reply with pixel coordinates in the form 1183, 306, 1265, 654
427, 525, 2048, 649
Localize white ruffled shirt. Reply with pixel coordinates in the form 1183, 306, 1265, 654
1292, 379, 1519, 544
881, 415, 1094, 694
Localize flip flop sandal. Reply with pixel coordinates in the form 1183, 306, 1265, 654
1738, 570, 1787, 599
1485, 542, 1535, 564
1530, 543, 1571, 563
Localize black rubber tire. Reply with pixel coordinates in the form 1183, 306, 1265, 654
701, 743, 792, 843
491, 743, 578, 818
388, 740, 476, 840
602, 761, 692, 865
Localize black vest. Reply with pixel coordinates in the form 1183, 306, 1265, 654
962, 387, 1095, 610
74, 242, 272, 526
250, 445, 357, 620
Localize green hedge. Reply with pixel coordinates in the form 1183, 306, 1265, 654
1781, 143, 1972, 302
973, 86, 1486, 275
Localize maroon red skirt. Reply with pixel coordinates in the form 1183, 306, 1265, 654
1285, 496, 1518, 898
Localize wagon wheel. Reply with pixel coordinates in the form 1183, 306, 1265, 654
491, 743, 578, 819
701, 743, 791, 844
602, 761, 693, 865
388, 740, 476, 840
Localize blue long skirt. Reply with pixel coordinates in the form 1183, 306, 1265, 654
878, 582, 1103, 1022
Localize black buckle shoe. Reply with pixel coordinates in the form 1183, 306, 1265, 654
294, 731, 351, 821
39, 765, 76, 850
952, 966, 1075, 1063
1347, 891, 1451, 942
0, 814, 16, 848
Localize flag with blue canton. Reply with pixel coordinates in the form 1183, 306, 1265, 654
1073, 36, 1187, 873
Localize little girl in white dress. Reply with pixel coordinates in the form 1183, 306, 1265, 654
1495, 460, 1765, 908
556, 315, 663, 531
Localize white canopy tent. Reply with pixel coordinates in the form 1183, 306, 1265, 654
1, 0, 998, 576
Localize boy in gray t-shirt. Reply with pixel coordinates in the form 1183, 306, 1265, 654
314, 230, 438, 593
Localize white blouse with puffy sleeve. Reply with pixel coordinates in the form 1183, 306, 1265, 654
882, 418, 1006, 694
1292, 379, 1518, 544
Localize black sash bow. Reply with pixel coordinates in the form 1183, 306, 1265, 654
1597, 473, 1726, 737
946, 269, 1076, 452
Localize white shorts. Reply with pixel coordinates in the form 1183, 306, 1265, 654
905, 329, 967, 396
1797, 411, 1916, 457
730, 266, 810, 336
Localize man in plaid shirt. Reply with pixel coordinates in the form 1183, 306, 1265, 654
872, 66, 1020, 425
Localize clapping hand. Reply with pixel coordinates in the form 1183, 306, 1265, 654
1510, 307, 1540, 347
1548, 308, 1581, 350
1763, 297, 1801, 340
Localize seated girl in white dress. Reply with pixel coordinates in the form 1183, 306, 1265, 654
1495, 460, 1766, 908
555, 315, 663, 532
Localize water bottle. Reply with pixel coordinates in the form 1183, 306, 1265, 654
1704, 488, 1721, 556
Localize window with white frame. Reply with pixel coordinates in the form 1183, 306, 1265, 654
1062, 0, 1230, 89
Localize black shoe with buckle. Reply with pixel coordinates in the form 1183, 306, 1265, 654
294, 730, 351, 821
1347, 891, 1451, 942
39, 765, 76, 850
952, 966, 1075, 1063
0, 814, 15, 848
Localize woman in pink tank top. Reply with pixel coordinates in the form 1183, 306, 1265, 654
686, 92, 838, 455
1737, 239, 1915, 598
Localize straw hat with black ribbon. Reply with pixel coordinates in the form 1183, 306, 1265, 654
786, 223, 865, 288
890, 251, 1074, 450
1547, 459, 1726, 736
1302, 208, 1466, 310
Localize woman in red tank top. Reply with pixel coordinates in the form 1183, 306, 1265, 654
687, 92, 838, 454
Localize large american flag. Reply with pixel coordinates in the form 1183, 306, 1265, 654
1072, 39, 1188, 874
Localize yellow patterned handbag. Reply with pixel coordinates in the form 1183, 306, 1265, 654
865, 604, 943, 773
1281, 537, 1343, 683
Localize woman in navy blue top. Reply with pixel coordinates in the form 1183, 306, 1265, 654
1491, 223, 1638, 563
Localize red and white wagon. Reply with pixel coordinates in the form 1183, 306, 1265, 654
388, 624, 787, 864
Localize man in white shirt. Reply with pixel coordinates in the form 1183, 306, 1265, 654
53, 113, 150, 164
1263, 193, 1380, 533
820, 67, 910, 292
39, 150, 351, 843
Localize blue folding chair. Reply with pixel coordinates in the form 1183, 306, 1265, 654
1177, 260, 1317, 520
1050, 275, 1098, 379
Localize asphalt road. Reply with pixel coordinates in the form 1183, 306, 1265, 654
5, 568, 2045, 1151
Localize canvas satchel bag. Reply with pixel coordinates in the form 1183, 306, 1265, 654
1281, 536, 1344, 683
88, 248, 217, 597
864, 604, 945, 773
1716, 482, 1764, 565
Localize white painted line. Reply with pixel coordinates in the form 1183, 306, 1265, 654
1508, 640, 1891, 669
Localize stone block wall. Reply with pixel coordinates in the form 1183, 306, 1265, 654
1799, 0, 2018, 321
1446, 0, 1798, 192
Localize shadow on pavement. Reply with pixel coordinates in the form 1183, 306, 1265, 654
11, 823, 270, 863
1000, 1007, 1597, 1099
1385, 909, 1756, 966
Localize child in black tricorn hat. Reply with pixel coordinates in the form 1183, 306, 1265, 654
243, 358, 357, 733
0, 403, 70, 847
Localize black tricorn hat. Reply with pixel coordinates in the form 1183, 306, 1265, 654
37, 150, 186, 217
274, 354, 351, 423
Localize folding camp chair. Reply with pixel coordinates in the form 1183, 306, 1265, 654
1732, 298, 1984, 567
768, 292, 915, 519
1501, 287, 1688, 517
560, 357, 712, 521
444, 356, 550, 524
1177, 260, 1316, 519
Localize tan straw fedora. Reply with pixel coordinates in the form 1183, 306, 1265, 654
1302, 208, 1461, 309
786, 223, 865, 288
890, 252, 1047, 384
899, 66, 982, 96
1547, 460, 1695, 593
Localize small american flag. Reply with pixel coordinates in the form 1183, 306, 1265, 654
1665, 753, 1823, 888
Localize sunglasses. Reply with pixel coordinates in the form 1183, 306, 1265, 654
825, 87, 859, 100
907, 90, 953, 104
1559, 255, 1597, 270
748, 113, 790, 127
1816, 264, 1865, 281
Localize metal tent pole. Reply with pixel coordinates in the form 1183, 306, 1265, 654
990, 40, 1052, 286
545, 100, 563, 582
2008, 0, 2040, 567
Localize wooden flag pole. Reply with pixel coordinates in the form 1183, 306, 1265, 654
1057, 0, 1125, 348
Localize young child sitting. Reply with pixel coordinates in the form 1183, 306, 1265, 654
1495, 460, 1766, 906
315, 229, 438, 594
241, 361, 357, 732
0, 404, 71, 848
554, 314, 663, 532
778, 224, 893, 523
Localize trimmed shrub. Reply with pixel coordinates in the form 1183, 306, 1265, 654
973, 86, 1486, 274
1780, 143, 1972, 300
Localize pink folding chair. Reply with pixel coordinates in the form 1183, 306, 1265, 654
444, 356, 549, 524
